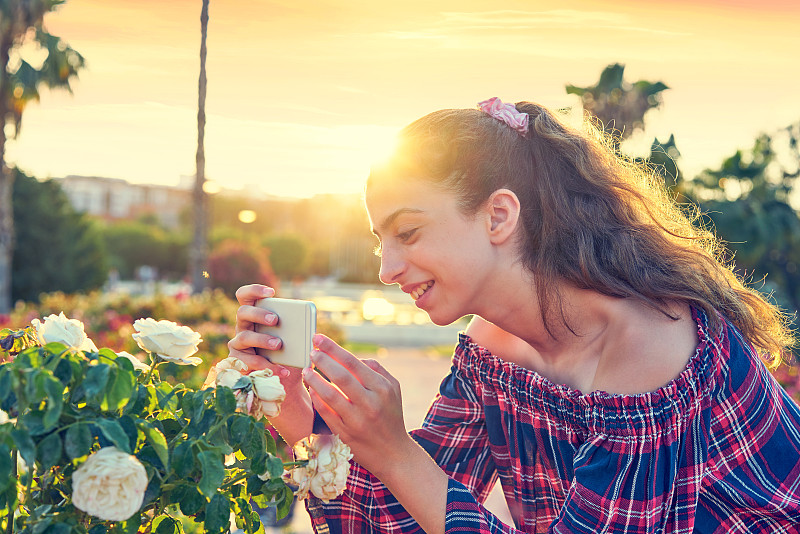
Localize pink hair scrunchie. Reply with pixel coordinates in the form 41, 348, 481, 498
477, 97, 528, 135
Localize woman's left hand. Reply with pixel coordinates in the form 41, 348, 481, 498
302, 334, 413, 479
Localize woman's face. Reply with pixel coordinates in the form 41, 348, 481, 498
365, 178, 497, 326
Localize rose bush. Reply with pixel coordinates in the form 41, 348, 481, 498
0, 312, 345, 534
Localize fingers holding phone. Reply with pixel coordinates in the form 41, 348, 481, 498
229, 288, 285, 371
254, 298, 317, 369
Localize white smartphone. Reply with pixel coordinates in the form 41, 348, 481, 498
254, 297, 317, 368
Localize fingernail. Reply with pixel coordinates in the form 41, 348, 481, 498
265, 313, 277, 325
280, 367, 290, 377
312, 334, 324, 346
302, 367, 311, 379
267, 338, 281, 349
263, 287, 275, 297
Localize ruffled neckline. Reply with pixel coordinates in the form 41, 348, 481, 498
453, 307, 723, 437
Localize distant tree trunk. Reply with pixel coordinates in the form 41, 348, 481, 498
191, 0, 210, 293
0, 31, 15, 313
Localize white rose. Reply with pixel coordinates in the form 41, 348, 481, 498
31, 312, 97, 352
213, 357, 248, 388
0, 409, 8, 424
248, 369, 286, 419
131, 318, 202, 365
116, 351, 149, 372
71, 447, 148, 521
282, 434, 352, 503
209, 357, 250, 411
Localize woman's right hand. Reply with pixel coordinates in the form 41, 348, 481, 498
227, 284, 313, 445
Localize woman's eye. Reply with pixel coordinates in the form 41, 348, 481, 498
396, 229, 417, 242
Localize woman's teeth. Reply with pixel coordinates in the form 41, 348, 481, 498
411, 282, 433, 300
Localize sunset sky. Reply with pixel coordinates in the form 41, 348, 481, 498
6, 0, 800, 198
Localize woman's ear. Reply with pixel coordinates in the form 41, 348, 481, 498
485, 189, 520, 245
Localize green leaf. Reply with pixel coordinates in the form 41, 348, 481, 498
84, 364, 111, 399
118, 513, 142, 534
155, 516, 178, 534
32, 518, 53, 534
88, 523, 107, 534
197, 450, 225, 498
36, 432, 62, 471
157, 419, 182, 445
228, 415, 251, 448
11, 428, 37, 466
124, 384, 151, 416
53, 358, 74, 386
118, 415, 139, 452
43, 375, 65, 430
0, 367, 11, 403
139, 423, 168, 471
265, 454, 283, 478
95, 419, 131, 453
176, 485, 206, 516
264, 426, 277, 456
275, 485, 295, 521
204, 493, 231, 532
215, 387, 236, 415
186, 409, 216, 439
155, 382, 179, 411
103, 365, 136, 411
241, 428, 266, 458
171, 441, 195, 478
21, 410, 47, 436
0, 444, 12, 493
46, 523, 72, 534
234, 497, 258, 532
65, 422, 92, 459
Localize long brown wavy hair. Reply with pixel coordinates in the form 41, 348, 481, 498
368, 101, 795, 367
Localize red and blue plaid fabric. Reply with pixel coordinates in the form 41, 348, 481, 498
305, 308, 800, 533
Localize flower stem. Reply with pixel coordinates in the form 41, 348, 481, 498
220, 472, 250, 491
143, 353, 159, 384
282, 460, 308, 468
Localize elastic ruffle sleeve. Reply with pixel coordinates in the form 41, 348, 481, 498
549, 424, 709, 534
305, 358, 502, 533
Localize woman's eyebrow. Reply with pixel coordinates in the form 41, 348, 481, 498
374, 208, 424, 235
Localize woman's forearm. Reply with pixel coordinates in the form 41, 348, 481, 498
371, 436, 449, 534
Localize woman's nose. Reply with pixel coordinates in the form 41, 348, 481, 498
378, 248, 405, 285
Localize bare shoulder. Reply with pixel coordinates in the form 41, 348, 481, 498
592, 302, 700, 395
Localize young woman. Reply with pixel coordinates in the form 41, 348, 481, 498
228, 98, 800, 533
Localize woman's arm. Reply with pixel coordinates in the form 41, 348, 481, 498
303, 334, 448, 534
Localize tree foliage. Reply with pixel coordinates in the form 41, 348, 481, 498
11, 168, 107, 303
264, 234, 309, 280
101, 221, 189, 280
691, 124, 800, 316
0, 0, 86, 312
207, 240, 278, 296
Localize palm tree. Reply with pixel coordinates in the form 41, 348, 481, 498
567, 63, 668, 151
0, 0, 85, 312
190, 0, 210, 294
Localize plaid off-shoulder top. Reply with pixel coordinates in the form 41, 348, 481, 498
305, 308, 800, 533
